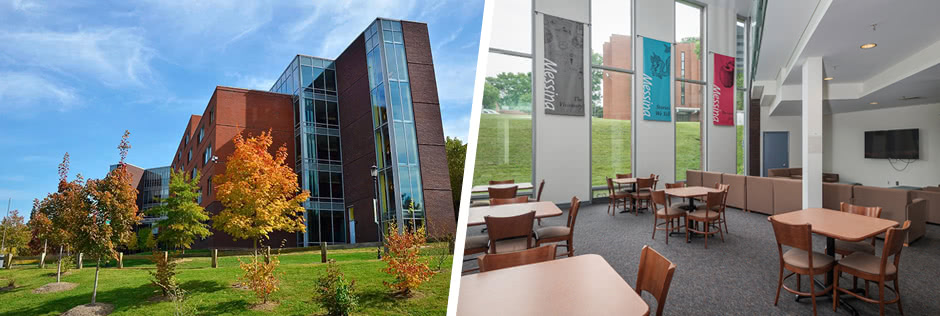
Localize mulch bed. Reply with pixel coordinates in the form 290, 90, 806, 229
32, 282, 78, 294
249, 301, 278, 311
61, 303, 114, 316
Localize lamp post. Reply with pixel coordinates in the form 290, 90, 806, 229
371, 165, 382, 259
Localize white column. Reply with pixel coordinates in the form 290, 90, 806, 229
801, 57, 823, 208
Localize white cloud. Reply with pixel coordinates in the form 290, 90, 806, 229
0, 175, 25, 182
227, 72, 276, 91
0, 71, 78, 113
433, 60, 477, 105
441, 113, 470, 142
287, 0, 419, 58
11, 0, 42, 12
0, 27, 156, 87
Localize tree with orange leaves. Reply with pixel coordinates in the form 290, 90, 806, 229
214, 129, 309, 254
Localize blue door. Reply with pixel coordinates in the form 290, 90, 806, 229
763, 131, 789, 177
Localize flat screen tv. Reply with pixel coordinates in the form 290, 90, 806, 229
865, 129, 919, 159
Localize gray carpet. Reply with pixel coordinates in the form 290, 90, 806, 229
463, 200, 940, 315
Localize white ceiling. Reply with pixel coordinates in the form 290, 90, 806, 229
753, 0, 940, 115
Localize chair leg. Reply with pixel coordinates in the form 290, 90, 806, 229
833, 268, 840, 312
665, 217, 670, 245
811, 273, 818, 316
651, 216, 658, 240
879, 280, 886, 316
774, 264, 784, 306
704, 219, 709, 249
723, 213, 729, 233
894, 278, 903, 315
797, 275, 801, 292
718, 220, 725, 242
567, 237, 574, 257
685, 218, 691, 243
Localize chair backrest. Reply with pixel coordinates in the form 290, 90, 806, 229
881, 220, 911, 274
635, 245, 677, 316
535, 180, 546, 201
477, 244, 557, 272
566, 196, 581, 229
665, 182, 685, 189
606, 177, 616, 195
704, 191, 726, 215
490, 196, 529, 205
716, 183, 730, 192
840, 202, 882, 219
488, 185, 518, 199
637, 177, 654, 191
489, 179, 515, 185
484, 211, 536, 251
616, 173, 632, 179
651, 190, 668, 209
770, 217, 813, 253
716, 184, 730, 209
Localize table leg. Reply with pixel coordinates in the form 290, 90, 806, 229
618, 183, 637, 214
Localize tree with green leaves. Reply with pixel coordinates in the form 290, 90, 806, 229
444, 137, 466, 217
147, 169, 211, 254
1, 210, 30, 258
680, 37, 701, 57
484, 72, 532, 112
482, 82, 500, 110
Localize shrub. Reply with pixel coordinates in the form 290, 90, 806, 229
59, 254, 74, 274
238, 255, 281, 304
315, 260, 358, 316
381, 223, 435, 295
149, 252, 179, 297
170, 287, 196, 316
4, 278, 14, 288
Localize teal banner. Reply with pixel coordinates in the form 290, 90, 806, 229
642, 37, 671, 122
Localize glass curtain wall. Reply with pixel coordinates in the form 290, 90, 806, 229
475, 0, 534, 187
271, 55, 346, 245
365, 19, 425, 232
675, 1, 704, 181
591, 0, 633, 195
735, 18, 748, 174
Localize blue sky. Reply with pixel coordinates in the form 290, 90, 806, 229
0, 0, 482, 214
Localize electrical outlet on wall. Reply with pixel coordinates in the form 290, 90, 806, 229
896, 181, 900, 186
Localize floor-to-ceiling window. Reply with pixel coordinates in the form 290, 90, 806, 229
675, 1, 704, 181
591, 0, 633, 195
474, 0, 533, 187
735, 18, 748, 174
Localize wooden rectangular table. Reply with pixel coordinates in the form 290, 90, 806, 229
663, 186, 721, 210
769, 208, 898, 314
612, 178, 638, 213
467, 201, 563, 226
458, 254, 650, 316
470, 182, 534, 194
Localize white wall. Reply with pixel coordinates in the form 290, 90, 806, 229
634, 0, 677, 183
532, 0, 592, 203
705, 0, 739, 174
823, 103, 940, 187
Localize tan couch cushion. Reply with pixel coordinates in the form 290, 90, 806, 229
686, 170, 703, 187
773, 178, 803, 215
746, 176, 774, 215
722, 174, 747, 210
907, 199, 926, 244
702, 171, 722, 189
767, 168, 790, 177
923, 186, 940, 192
788, 168, 803, 177
911, 190, 940, 225
822, 183, 853, 211
852, 186, 910, 228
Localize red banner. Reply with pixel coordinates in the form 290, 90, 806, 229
712, 53, 735, 126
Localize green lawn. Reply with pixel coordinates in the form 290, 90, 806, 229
473, 114, 744, 185
0, 244, 452, 315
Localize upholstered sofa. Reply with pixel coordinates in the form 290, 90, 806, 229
685, 170, 928, 244
767, 167, 840, 183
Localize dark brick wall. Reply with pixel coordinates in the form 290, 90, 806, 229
336, 34, 382, 243
748, 97, 761, 176
402, 21, 456, 236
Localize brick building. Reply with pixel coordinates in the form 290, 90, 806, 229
158, 18, 454, 249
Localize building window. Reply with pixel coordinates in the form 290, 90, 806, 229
209, 109, 214, 123
184, 133, 188, 145
206, 176, 212, 197
188, 149, 192, 163
198, 126, 204, 143
681, 84, 686, 105
192, 167, 197, 180
680, 52, 686, 77
204, 144, 212, 165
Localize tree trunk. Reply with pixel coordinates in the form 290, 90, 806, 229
91, 259, 100, 304
253, 239, 258, 258
56, 246, 63, 283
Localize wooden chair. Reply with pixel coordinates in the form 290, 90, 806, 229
535, 197, 581, 258
630, 177, 654, 215
529, 180, 546, 225
834, 202, 883, 257
651, 190, 685, 244
686, 191, 725, 248
770, 217, 835, 316
489, 180, 514, 185
649, 173, 660, 190
833, 221, 910, 316
616, 173, 634, 192
490, 196, 529, 205
462, 235, 489, 274
635, 245, 677, 316
477, 244, 557, 273
665, 182, 685, 205
488, 185, 518, 199
715, 183, 730, 233
484, 211, 536, 254
606, 177, 630, 216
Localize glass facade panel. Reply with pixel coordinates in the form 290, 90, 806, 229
489, 0, 532, 54
675, 1, 703, 81
474, 52, 533, 186
675, 81, 703, 181
675, 1, 704, 181
591, 0, 633, 190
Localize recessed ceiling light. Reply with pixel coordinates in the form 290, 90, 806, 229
860, 43, 877, 49
823, 77, 833, 81
870, 101, 878, 105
